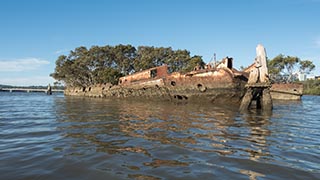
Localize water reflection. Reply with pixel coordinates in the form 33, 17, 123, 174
242, 110, 271, 161
55, 97, 276, 179
117, 100, 240, 153
2, 93, 319, 179
239, 169, 265, 180
237, 110, 272, 180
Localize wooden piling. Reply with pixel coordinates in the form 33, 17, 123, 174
47, 84, 52, 95
240, 44, 273, 111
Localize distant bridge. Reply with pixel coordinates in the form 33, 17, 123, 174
0, 88, 64, 93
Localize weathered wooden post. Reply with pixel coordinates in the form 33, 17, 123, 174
47, 84, 52, 95
240, 44, 272, 111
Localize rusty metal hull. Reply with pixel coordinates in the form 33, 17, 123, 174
64, 67, 248, 104
270, 83, 303, 100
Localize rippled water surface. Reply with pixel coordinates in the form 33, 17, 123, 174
0, 92, 319, 179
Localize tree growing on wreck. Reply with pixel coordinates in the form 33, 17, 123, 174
268, 54, 315, 82
51, 44, 205, 87
134, 46, 204, 73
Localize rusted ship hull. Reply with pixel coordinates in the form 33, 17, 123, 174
163, 69, 247, 104
65, 58, 249, 105
270, 83, 303, 100
64, 51, 303, 105
65, 81, 303, 101
64, 70, 303, 103
65, 70, 247, 104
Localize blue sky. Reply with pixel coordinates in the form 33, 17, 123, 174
0, 0, 319, 86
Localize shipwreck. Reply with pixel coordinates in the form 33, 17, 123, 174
64, 44, 303, 109
65, 56, 249, 104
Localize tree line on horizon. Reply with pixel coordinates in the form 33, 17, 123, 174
50, 44, 205, 87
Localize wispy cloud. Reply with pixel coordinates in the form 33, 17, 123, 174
54, 49, 69, 54
0, 58, 50, 72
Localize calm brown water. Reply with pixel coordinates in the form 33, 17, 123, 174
0, 92, 319, 180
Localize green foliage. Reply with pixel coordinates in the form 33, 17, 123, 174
113, 44, 136, 75
51, 44, 205, 87
268, 54, 299, 75
95, 67, 123, 85
134, 46, 171, 71
184, 55, 206, 72
299, 60, 315, 73
268, 54, 285, 76
303, 79, 320, 95
267, 54, 315, 82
